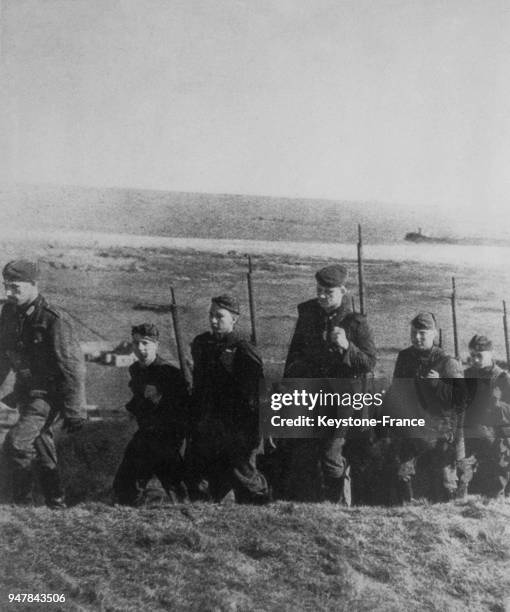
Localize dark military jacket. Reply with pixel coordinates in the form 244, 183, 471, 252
393, 345, 463, 378
284, 297, 376, 378
388, 346, 465, 438
0, 294, 86, 420
126, 355, 189, 438
190, 331, 262, 433
464, 363, 510, 437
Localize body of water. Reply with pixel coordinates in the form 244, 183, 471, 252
2, 228, 508, 268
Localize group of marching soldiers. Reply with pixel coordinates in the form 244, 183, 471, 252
0, 258, 509, 508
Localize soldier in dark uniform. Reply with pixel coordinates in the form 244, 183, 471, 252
464, 334, 510, 498
282, 264, 377, 504
386, 312, 469, 503
185, 295, 269, 504
113, 323, 189, 505
0, 260, 87, 508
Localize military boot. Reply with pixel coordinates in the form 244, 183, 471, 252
443, 488, 457, 502
39, 468, 66, 509
323, 474, 351, 506
456, 483, 468, 501
11, 466, 34, 505
397, 479, 414, 504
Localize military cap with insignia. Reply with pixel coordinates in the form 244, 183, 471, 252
468, 334, 493, 352
211, 295, 240, 315
315, 264, 348, 288
411, 312, 437, 330
2, 259, 40, 283
131, 323, 159, 340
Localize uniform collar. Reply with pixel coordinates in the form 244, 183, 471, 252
411, 345, 441, 360
212, 330, 242, 347
18, 294, 43, 318
319, 298, 352, 321
473, 362, 501, 379
137, 354, 163, 369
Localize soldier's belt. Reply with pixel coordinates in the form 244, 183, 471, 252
15, 386, 49, 400
29, 389, 49, 399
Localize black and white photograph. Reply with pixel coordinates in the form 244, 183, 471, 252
1, 1, 509, 610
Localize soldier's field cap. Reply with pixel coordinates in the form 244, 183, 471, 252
211, 295, 240, 315
131, 323, 159, 340
315, 264, 348, 288
469, 334, 493, 352
411, 312, 437, 330
2, 259, 40, 283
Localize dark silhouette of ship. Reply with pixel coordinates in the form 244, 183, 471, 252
404, 228, 458, 244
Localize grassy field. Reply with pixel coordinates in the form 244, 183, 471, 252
0, 498, 509, 612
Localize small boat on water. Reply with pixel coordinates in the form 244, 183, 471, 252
404, 228, 459, 244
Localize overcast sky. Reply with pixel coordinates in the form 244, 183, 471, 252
1, 0, 509, 225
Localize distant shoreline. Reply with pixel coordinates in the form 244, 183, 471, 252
1, 227, 509, 268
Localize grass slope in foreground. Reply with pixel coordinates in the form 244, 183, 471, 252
0, 499, 509, 612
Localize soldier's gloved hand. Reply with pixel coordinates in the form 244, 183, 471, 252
63, 417, 87, 433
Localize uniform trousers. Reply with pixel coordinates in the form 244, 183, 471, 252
3, 395, 63, 506
495, 437, 510, 497
276, 436, 351, 504
388, 436, 475, 503
185, 417, 269, 504
113, 429, 187, 505
467, 433, 510, 497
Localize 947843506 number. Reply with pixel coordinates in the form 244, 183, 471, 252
8, 594, 66, 604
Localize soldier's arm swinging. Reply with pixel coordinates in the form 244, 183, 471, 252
0, 310, 13, 389
283, 309, 309, 377
341, 319, 377, 374
51, 314, 87, 429
0, 351, 12, 392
